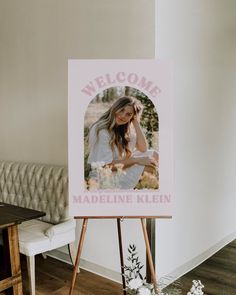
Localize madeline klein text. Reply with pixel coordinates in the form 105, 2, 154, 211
73, 194, 171, 204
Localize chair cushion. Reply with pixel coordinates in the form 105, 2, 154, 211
18, 219, 75, 256
44, 218, 76, 239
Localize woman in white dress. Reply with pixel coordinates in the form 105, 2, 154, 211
88, 96, 158, 189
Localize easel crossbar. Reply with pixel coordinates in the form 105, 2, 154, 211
73, 216, 172, 219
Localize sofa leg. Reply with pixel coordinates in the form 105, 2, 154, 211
68, 243, 80, 273
26, 255, 35, 295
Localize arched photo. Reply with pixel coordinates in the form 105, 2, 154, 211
84, 86, 159, 190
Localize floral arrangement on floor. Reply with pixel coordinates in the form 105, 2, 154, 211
124, 244, 204, 295
187, 280, 204, 295
123, 244, 156, 295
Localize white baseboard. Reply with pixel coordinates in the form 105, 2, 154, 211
45, 248, 122, 284
46, 229, 236, 288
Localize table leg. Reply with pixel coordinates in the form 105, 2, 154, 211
0, 225, 23, 295
9, 225, 23, 295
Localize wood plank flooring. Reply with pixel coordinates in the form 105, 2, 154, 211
20, 255, 122, 295
164, 239, 236, 295
1, 239, 236, 294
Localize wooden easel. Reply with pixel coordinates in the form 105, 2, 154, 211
69, 216, 171, 295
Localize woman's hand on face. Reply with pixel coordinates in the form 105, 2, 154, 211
132, 114, 141, 126
136, 156, 158, 167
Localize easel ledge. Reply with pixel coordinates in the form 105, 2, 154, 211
69, 215, 172, 295
73, 215, 172, 219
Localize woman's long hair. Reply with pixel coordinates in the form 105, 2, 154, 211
91, 96, 143, 158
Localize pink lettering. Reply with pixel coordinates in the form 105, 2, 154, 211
149, 86, 161, 98
127, 73, 138, 84
137, 77, 153, 91
95, 76, 106, 88
116, 72, 126, 83
105, 73, 116, 85
81, 82, 96, 96
81, 72, 161, 99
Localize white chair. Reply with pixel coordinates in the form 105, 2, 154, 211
18, 218, 76, 295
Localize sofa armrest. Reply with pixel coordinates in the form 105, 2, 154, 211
44, 218, 76, 239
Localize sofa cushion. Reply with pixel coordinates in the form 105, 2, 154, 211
0, 161, 69, 224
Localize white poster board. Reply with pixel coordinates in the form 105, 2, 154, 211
68, 59, 172, 217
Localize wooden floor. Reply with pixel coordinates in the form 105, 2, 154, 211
164, 239, 236, 295
1, 239, 236, 294
20, 255, 122, 295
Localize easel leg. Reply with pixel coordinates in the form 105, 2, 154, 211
117, 219, 126, 295
141, 218, 160, 295
69, 218, 88, 295
146, 218, 155, 283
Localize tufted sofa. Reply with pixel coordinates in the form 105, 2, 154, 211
0, 160, 76, 295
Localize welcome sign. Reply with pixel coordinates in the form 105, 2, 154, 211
68, 59, 173, 217
81, 72, 161, 98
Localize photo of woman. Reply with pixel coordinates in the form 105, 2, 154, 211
84, 87, 159, 190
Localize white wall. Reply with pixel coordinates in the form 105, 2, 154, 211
0, 0, 155, 164
0, 0, 154, 281
156, 0, 236, 281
